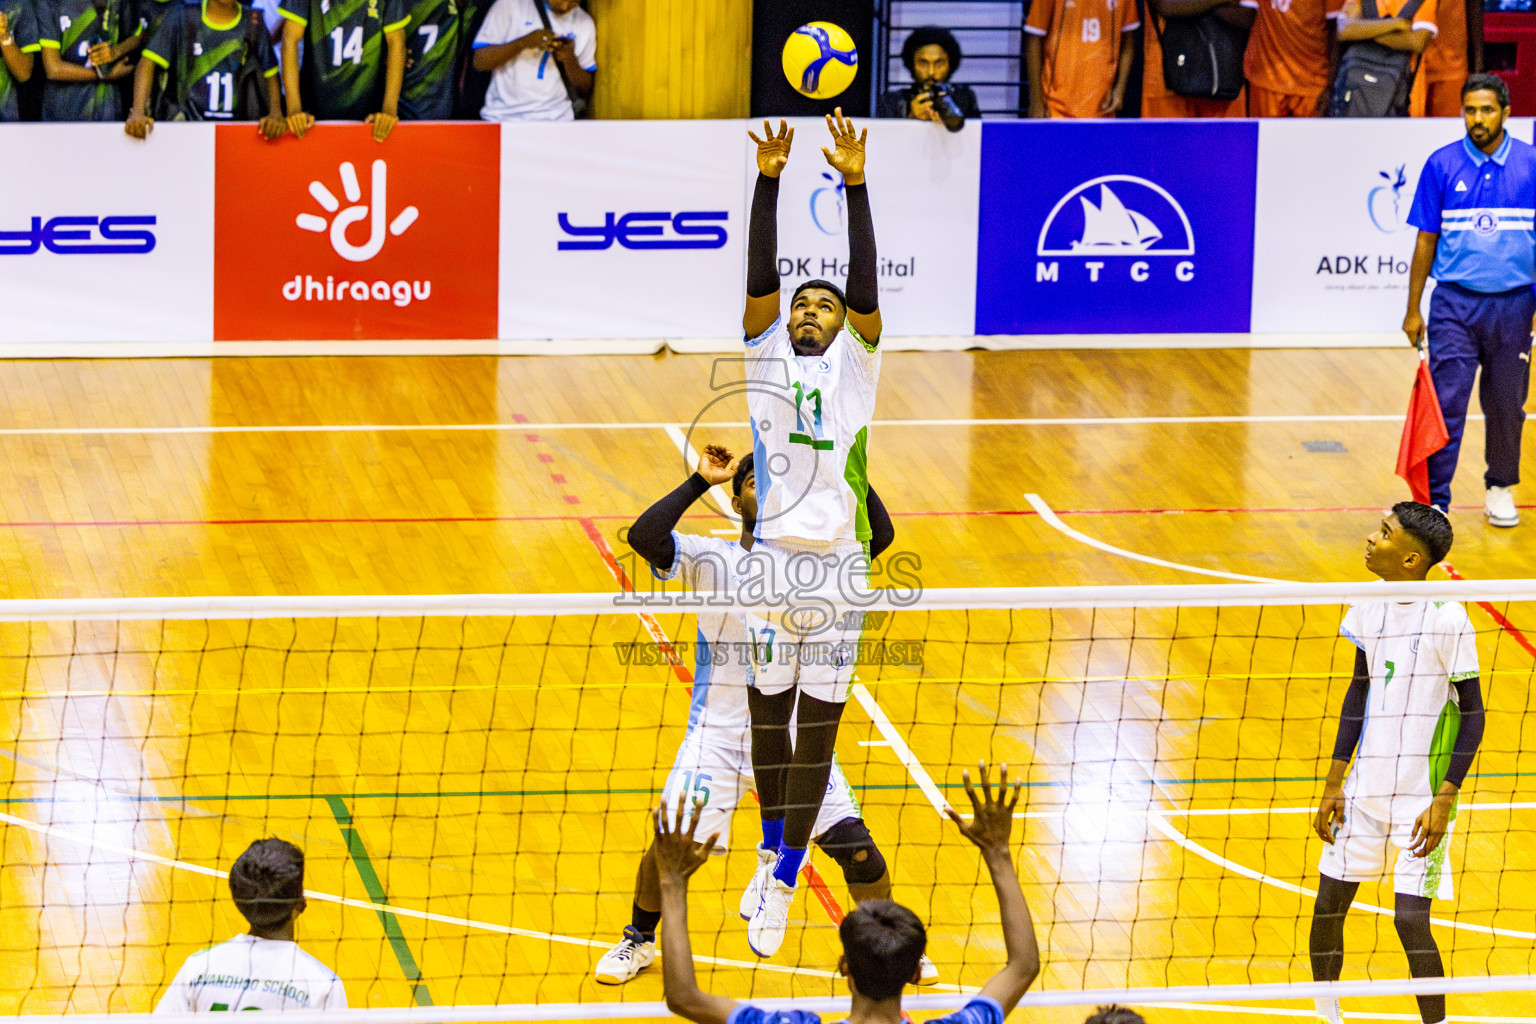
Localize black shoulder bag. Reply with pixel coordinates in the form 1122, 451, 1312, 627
1329, 0, 1426, 117
1152, 3, 1250, 101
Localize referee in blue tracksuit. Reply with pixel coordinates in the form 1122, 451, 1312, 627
1403, 73, 1535, 528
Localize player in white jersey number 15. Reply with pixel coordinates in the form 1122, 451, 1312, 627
1310, 502, 1486, 1024
739, 110, 887, 958
592, 443, 936, 986
155, 838, 346, 1012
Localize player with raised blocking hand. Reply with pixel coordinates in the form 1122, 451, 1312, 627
653, 762, 1041, 1024
1310, 502, 1486, 1024
738, 109, 886, 960
593, 443, 934, 986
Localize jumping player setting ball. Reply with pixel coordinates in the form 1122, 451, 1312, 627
1310, 503, 1486, 1024
739, 110, 885, 958
592, 444, 934, 985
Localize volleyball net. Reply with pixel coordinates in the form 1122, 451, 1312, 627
2, 581, 1535, 1020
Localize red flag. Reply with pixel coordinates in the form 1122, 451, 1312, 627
1395, 351, 1450, 505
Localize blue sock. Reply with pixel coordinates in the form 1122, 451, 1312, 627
772, 844, 806, 887
761, 818, 783, 850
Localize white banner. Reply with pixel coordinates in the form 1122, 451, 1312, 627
0, 124, 214, 343
758, 118, 981, 338
1251, 118, 1536, 336
497, 120, 747, 340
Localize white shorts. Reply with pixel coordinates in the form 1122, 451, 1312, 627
742, 537, 872, 704
1317, 799, 1455, 900
661, 729, 862, 853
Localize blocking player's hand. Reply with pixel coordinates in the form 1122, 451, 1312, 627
945, 761, 1022, 857
748, 118, 793, 178
1409, 791, 1455, 858
367, 111, 397, 143
288, 110, 315, 139
1403, 310, 1426, 350
821, 106, 866, 186
1314, 783, 1346, 844
653, 794, 718, 888
696, 444, 739, 488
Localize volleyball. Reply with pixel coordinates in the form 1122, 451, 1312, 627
781, 21, 859, 99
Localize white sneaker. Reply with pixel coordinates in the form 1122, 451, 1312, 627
1314, 995, 1344, 1024
915, 953, 939, 985
747, 877, 796, 957
594, 926, 656, 985
1487, 485, 1519, 527
740, 844, 776, 920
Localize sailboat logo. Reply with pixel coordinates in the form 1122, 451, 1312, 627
1037, 175, 1195, 257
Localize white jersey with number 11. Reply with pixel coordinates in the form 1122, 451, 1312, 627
744, 316, 880, 545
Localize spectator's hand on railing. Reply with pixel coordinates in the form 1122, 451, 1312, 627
125, 112, 152, 139
367, 111, 397, 142
747, 118, 793, 178
287, 111, 315, 138
258, 113, 286, 140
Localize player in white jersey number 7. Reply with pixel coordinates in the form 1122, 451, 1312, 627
739, 110, 886, 959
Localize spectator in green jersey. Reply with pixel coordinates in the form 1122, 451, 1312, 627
0, 0, 41, 120
38, 0, 141, 120
398, 0, 470, 119
277, 0, 406, 140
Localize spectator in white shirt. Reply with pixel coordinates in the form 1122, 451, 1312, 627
471, 0, 593, 121
154, 839, 346, 1014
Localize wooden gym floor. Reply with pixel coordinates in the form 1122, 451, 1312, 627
0, 348, 1533, 1023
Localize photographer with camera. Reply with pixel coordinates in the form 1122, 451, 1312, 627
876, 26, 978, 131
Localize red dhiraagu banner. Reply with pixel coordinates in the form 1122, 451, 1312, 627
214, 122, 500, 340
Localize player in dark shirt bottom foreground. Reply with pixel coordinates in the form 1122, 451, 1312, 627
653, 762, 1041, 1024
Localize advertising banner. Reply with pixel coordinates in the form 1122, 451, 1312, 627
762, 117, 981, 338
975, 121, 1259, 335
1251, 118, 1536, 336
214, 123, 501, 341
0, 124, 214, 343
498, 120, 747, 340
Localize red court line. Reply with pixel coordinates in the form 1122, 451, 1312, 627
1441, 562, 1536, 661
4, 503, 1530, 530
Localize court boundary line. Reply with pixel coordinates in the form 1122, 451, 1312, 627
0, 807, 874, 986
1023, 493, 1288, 584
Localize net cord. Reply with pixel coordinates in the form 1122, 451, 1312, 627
2, 579, 1535, 620
12, 973, 1536, 1024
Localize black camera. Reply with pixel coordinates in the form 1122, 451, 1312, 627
919, 82, 966, 132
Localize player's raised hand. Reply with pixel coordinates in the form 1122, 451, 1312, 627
653, 794, 719, 887
821, 106, 867, 186
748, 119, 794, 178
696, 444, 739, 487
945, 762, 1022, 856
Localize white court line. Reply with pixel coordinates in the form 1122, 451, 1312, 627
0, 808, 872, 985
0, 413, 1484, 438
1156, 1003, 1535, 1022
1146, 811, 1536, 941
663, 425, 740, 526
851, 683, 950, 817
1024, 492, 1288, 584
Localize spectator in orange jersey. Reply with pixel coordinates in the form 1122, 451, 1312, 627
1141, 0, 1253, 117
1241, 0, 1344, 115
1412, 0, 1473, 115
1026, 0, 1139, 117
